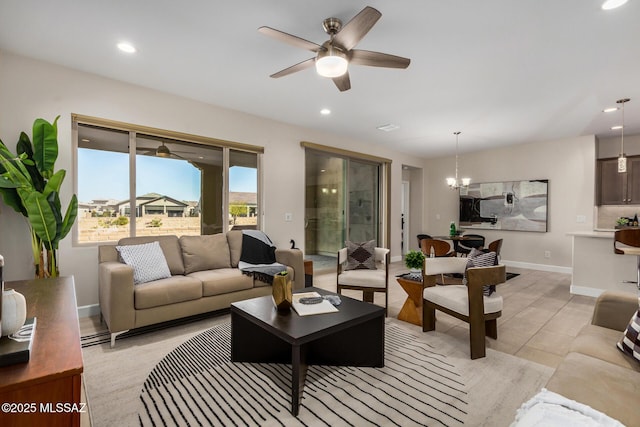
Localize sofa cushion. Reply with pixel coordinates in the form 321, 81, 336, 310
423, 284, 503, 315
338, 268, 387, 288
118, 235, 185, 275
546, 352, 640, 427
345, 240, 376, 270
617, 308, 640, 364
116, 241, 172, 285
179, 234, 231, 274
188, 268, 253, 296
134, 275, 202, 309
572, 324, 640, 372
227, 230, 243, 267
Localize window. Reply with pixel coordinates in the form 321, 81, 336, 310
73, 116, 261, 244
228, 149, 258, 231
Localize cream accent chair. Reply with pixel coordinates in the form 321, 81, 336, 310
422, 257, 506, 359
337, 247, 390, 315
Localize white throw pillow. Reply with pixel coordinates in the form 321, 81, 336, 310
116, 241, 172, 285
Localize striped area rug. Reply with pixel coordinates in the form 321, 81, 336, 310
138, 322, 469, 426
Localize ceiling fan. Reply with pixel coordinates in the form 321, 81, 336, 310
140, 142, 188, 160
258, 6, 410, 92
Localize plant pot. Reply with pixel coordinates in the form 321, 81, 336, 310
272, 274, 292, 312
2, 288, 26, 337
409, 268, 422, 274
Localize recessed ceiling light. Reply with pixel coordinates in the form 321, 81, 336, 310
320, 108, 331, 115
602, 0, 628, 10
603, 107, 619, 113
117, 42, 136, 53
611, 125, 623, 130
377, 123, 400, 132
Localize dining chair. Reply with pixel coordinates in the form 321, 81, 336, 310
337, 245, 390, 315
420, 238, 455, 258
416, 234, 432, 249
422, 258, 506, 359
486, 239, 503, 260
453, 234, 486, 256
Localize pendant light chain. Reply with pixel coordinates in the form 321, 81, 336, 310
454, 131, 461, 183
617, 98, 630, 173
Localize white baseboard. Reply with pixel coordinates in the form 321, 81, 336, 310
501, 259, 572, 275
78, 303, 100, 318
569, 285, 604, 298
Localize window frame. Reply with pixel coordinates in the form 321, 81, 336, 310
72, 114, 263, 246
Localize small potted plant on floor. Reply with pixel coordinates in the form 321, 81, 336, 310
404, 250, 425, 276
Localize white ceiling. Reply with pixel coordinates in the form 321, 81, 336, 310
1, 0, 639, 158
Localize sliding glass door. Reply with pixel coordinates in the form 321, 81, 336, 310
305, 150, 380, 257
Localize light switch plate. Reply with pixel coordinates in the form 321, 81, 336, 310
285, 213, 292, 222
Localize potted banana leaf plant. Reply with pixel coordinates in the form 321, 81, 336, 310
0, 116, 78, 278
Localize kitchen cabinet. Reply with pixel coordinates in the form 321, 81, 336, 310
597, 156, 640, 205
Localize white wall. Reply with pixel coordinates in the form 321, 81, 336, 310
0, 51, 600, 309
423, 135, 596, 270
0, 51, 424, 308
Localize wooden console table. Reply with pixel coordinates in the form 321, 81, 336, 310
0, 276, 83, 427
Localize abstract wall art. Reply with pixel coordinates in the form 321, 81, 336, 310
459, 180, 549, 232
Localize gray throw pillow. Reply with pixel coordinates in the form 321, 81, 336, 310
116, 241, 172, 285
345, 240, 377, 270
179, 234, 231, 274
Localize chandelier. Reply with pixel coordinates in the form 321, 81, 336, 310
617, 98, 630, 173
446, 131, 470, 189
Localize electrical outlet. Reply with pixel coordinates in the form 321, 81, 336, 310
576, 215, 586, 223
544, 250, 551, 258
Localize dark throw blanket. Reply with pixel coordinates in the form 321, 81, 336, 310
239, 230, 287, 284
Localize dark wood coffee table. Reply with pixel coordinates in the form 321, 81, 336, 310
230, 287, 385, 416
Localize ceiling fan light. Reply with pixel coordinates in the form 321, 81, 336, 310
316, 46, 348, 78
156, 144, 171, 157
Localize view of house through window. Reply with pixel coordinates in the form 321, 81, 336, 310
75, 120, 259, 244
228, 149, 258, 231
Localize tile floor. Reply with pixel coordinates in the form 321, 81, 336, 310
79, 260, 598, 426
313, 260, 597, 369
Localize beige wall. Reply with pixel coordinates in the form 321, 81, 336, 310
0, 51, 423, 308
423, 135, 596, 271
0, 51, 600, 308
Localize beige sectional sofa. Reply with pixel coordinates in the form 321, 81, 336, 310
545, 290, 639, 426
98, 231, 304, 347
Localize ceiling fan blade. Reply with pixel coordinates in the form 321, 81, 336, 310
332, 71, 351, 92
333, 6, 382, 51
258, 26, 321, 52
270, 57, 316, 78
349, 49, 410, 69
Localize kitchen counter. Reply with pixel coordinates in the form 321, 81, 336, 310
567, 230, 613, 238
569, 230, 638, 297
